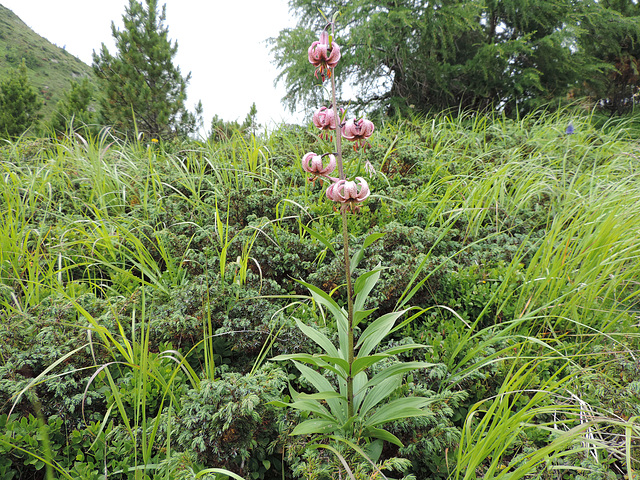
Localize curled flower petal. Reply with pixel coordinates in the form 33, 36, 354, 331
302, 152, 336, 177
312, 106, 337, 132
342, 118, 375, 141
308, 42, 328, 66
325, 179, 343, 202
325, 177, 370, 211
342, 118, 375, 150
308, 31, 341, 81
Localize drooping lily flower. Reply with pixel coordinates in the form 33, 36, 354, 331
342, 118, 375, 150
312, 106, 340, 140
308, 30, 341, 81
325, 176, 370, 211
301, 152, 337, 179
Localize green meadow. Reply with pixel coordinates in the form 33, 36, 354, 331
0, 108, 639, 479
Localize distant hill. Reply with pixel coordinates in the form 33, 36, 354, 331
0, 4, 94, 121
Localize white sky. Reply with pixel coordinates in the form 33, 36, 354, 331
0, 0, 305, 134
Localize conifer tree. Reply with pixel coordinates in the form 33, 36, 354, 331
270, 0, 620, 116
0, 59, 42, 138
50, 78, 98, 135
92, 0, 197, 139
577, 1, 640, 114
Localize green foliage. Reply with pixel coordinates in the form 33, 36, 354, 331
49, 78, 98, 136
270, 0, 632, 116
0, 413, 135, 480
174, 364, 287, 479
210, 103, 261, 142
273, 250, 435, 448
0, 110, 639, 478
577, 2, 640, 114
0, 59, 42, 138
92, 0, 198, 139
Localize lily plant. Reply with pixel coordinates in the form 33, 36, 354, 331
273, 12, 434, 454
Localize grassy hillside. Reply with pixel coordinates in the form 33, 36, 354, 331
0, 4, 93, 121
0, 109, 639, 479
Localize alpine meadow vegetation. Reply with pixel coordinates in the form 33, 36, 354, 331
0, 4, 639, 480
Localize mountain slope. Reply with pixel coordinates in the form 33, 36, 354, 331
0, 4, 94, 121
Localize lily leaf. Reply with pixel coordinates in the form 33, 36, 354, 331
357, 310, 408, 358
353, 267, 382, 318
363, 426, 404, 447
298, 279, 346, 323
298, 391, 346, 401
351, 354, 389, 377
353, 307, 378, 327
293, 361, 347, 424
293, 361, 336, 395
358, 376, 402, 418
360, 361, 434, 391
275, 353, 345, 378
279, 398, 334, 419
294, 318, 339, 358
302, 223, 338, 257
352, 370, 369, 412
292, 418, 340, 436
351, 233, 385, 271
365, 397, 434, 427
318, 354, 350, 376
380, 343, 428, 356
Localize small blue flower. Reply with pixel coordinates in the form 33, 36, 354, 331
566, 123, 575, 135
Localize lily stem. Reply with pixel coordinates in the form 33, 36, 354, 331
330, 60, 355, 420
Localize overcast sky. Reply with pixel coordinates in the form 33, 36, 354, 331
0, 0, 305, 134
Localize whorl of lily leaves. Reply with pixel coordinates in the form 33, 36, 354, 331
308, 30, 341, 81
301, 152, 337, 177
325, 177, 370, 211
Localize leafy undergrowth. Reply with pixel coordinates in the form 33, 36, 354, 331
1, 108, 639, 479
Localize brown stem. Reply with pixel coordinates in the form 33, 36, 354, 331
331, 71, 344, 180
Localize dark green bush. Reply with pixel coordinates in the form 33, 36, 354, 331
174, 363, 287, 479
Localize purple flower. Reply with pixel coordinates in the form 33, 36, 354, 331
566, 123, 575, 135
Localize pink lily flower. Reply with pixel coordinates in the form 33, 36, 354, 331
312, 106, 339, 140
308, 30, 341, 81
341, 118, 375, 150
301, 152, 337, 179
325, 177, 370, 212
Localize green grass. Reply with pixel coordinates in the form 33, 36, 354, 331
0, 108, 639, 479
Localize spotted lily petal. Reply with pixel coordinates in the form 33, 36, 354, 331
302, 152, 336, 176
308, 31, 341, 81
312, 106, 337, 131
